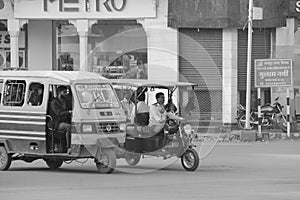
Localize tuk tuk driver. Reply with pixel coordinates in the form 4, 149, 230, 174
49, 86, 72, 154
147, 92, 184, 134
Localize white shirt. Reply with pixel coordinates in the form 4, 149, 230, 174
149, 103, 183, 127
130, 101, 150, 123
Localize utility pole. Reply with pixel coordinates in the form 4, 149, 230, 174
245, 0, 253, 129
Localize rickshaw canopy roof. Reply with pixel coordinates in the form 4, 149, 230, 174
110, 79, 197, 89
0, 71, 108, 84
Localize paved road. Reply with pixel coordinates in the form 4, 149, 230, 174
1, 140, 300, 200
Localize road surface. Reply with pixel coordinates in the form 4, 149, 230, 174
1, 140, 300, 200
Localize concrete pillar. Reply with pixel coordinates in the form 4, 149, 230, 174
138, 0, 179, 81
274, 18, 296, 115
222, 29, 238, 128
69, 19, 96, 71
8, 19, 27, 69
27, 20, 52, 70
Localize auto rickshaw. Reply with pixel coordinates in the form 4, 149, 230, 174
112, 79, 200, 171
0, 71, 126, 173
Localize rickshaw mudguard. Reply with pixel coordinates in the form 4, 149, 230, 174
0, 139, 11, 153
83, 138, 115, 158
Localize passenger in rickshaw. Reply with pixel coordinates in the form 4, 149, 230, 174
137, 92, 184, 137
130, 92, 150, 125
48, 86, 72, 154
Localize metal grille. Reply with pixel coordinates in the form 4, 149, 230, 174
96, 122, 120, 134
180, 89, 222, 133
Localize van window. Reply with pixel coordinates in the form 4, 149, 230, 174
3, 80, 26, 107
28, 83, 44, 106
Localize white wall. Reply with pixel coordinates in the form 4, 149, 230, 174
28, 20, 52, 70
139, 0, 179, 81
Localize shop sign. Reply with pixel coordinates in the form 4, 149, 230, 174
255, 59, 293, 88
14, 0, 156, 19
289, 0, 300, 17
0, 31, 25, 48
0, 0, 13, 18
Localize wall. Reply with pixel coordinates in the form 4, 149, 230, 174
168, 0, 287, 28
28, 20, 52, 70
140, 0, 179, 81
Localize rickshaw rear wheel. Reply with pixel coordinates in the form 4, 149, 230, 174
45, 158, 63, 169
125, 152, 141, 166
0, 146, 12, 171
96, 149, 116, 174
181, 148, 199, 171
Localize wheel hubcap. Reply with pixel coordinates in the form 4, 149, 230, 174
100, 155, 109, 167
183, 152, 195, 168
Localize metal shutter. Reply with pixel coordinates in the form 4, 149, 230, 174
238, 28, 271, 90
179, 28, 223, 132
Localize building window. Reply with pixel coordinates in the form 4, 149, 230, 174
0, 20, 27, 71
56, 20, 78, 71
55, 20, 148, 79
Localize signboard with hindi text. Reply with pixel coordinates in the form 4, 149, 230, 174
255, 59, 293, 88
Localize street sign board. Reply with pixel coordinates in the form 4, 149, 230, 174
255, 59, 293, 88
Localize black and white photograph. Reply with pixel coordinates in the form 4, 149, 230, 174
0, 0, 300, 200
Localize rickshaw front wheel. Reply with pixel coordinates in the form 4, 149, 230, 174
95, 149, 116, 174
45, 158, 63, 169
125, 153, 141, 166
0, 146, 12, 171
181, 148, 199, 171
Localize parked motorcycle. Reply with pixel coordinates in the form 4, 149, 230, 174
236, 97, 289, 132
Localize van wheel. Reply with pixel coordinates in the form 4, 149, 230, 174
45, 159, 63, 169
95, 149, 116, 174
125, 153, 141, 166
0, 146, 12, 171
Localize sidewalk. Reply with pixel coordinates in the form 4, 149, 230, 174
194, 123, 300, 143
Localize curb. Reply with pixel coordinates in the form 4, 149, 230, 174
194, 130, 300, 143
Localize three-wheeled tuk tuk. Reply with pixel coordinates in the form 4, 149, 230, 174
0, 71, 126, 173
112, 79, 200, 171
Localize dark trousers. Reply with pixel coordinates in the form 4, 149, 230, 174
58, 122, 71, 148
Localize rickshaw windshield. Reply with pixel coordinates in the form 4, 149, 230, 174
75, 83, 120, 109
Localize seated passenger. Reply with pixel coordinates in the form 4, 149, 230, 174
139, 92, 184, 137
48, 86, 72, 154
28, 84, 43, 106
130, 92, 150, 125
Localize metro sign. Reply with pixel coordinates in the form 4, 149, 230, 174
43, 0, 127, 12
15, 0, 156, 19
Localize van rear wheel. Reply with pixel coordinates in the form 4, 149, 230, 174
45, 158, 63, 169
0, 146, 12, 171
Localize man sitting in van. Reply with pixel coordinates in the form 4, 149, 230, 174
49, 86, 72, 154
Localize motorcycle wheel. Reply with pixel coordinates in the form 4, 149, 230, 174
278, 116, 288, 132
181, 148, 199, 171
238, 115, 254, 130
125, 152, 141, 166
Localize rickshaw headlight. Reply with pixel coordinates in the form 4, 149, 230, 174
119, 123, 126, 132
82, 124, 93, 133
183, 124, 192, 135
